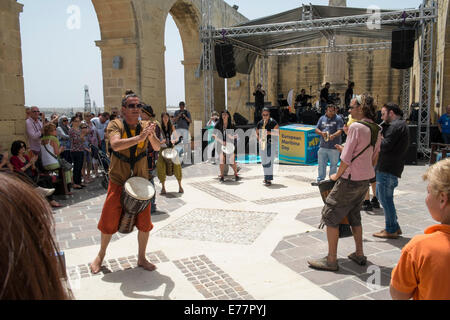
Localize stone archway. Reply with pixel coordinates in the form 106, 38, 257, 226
92, 0, 247, 126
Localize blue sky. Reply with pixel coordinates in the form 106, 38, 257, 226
19, 0, 422, 108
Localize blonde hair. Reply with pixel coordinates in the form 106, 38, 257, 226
423, 158, 450, 198
43, 122, 56, 136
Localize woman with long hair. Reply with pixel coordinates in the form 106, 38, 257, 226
0, 172, 71, 299
41, 122, 73, 195
212, 110, 241, 182
156, 112, 183, 194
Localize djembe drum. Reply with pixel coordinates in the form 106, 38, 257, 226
118, 177, 155, 234
317, 179, 353, 238
162, 147, 178, 176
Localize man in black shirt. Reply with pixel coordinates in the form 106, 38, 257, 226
253, 83, 266, 124
256, 108, 279, 186
345, 82, 354, 111
295, 89, 313, 123
373, 103, 409, 239
320, 83, 330, 115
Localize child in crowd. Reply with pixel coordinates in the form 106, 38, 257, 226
390, 158, 450, 300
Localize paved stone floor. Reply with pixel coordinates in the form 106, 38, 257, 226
57, 160, 432, 300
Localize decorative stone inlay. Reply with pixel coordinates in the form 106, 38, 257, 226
173, 255, 254, 300
66, 251, 169, 280
153, 208, 277, 245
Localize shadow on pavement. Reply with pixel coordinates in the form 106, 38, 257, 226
102, 269, 175, 300
53, 178, 107, 207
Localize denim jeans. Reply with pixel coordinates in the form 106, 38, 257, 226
260, 143, 275, 181
296, 108, 302, 123
317, 148, 340, 182
376, 171, 400, 233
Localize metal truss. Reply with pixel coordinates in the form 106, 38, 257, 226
201, 7, 437, 40
267, 42, 391, 56
401, 68, 411, 120
417, 0, 437, 159
201, 0, 214, 124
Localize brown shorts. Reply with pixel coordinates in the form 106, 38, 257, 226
321, 178, 369, 228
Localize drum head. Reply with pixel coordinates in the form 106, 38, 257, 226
124, 177, 155, 201
221, 143, 235, 155
162, 148, 178, 160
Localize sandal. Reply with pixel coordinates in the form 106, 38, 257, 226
348, 252, 367, 266
307, 256, 339, 272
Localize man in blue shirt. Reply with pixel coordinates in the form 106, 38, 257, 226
438, 105, 450, 144
311, 104, 344, 186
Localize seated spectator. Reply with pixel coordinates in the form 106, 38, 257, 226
0, 171, 71, 299
10, 140, 61, 208
41, 123, 73, 194
390, 158, 450, 300
57, 116, 72, 164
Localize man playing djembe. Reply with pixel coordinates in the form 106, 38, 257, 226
90, 90, 161, 274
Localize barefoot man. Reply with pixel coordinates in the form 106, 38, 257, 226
90, 91, 161, 273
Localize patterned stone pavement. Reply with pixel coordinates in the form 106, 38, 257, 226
271, 168, 431, 300
59, 160, 433, 300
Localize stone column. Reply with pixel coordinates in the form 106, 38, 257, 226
95, 38, 139, 113
0, 0, 25, 149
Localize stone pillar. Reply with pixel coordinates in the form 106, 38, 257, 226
0, 0, 25, 150
95, 38, 139, 113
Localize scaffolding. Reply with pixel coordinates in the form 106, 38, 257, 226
200, 0, 438, 157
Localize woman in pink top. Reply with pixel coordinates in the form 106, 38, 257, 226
308, 94, 381, 271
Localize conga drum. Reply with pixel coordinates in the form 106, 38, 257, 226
317, 179, 352, 238
118, 177, 155, 234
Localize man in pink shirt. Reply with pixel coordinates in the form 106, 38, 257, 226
26, 106, 45, 155
308, 94, 381, 271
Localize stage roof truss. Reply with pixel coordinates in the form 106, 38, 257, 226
201, 7, 437, 42
200, 0, 438, 157
266, 41, 392, 56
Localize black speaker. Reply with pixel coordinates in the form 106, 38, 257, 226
408, 125, 418, 145
391, 28, 415, 69
405, 143, 418, 165
215, 43, 236, 78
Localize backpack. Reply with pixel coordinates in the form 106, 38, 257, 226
351, 120, 381, 162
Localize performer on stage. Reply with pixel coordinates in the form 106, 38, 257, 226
320, 83, 331, 115
156, 112, 183, 194
212, 110, 241, 182
90, 90, 161, 274
295, 89, 313, 123
253, 83, 266, 124
256, 107, 279, 186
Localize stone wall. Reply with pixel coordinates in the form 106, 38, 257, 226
0, 0, 25, 151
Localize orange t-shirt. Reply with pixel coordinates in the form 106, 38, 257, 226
391, 224, 450, 300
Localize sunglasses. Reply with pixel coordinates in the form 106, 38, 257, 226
127, 103, 142, 109
63, 119, 68, 122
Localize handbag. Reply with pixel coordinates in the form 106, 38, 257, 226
43, 144, 73, 171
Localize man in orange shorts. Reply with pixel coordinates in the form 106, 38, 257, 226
90, 90, 161, 274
